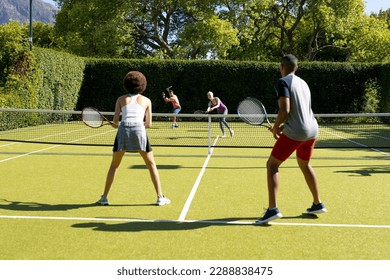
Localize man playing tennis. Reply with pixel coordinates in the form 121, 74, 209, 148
256, 54, 326, 225
97, 71, 170, 206
162, 89, 181, 128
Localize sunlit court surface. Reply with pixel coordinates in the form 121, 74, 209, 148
0, 111, 389, 279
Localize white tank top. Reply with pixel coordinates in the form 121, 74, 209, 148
121, 94, 145, 123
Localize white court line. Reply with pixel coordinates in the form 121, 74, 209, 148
0, 145, 62, 163
178, 136, 219, 221
356, 130, 390, 141
0, 123, 114, 150
0, 141, 21, 148
0, 126, 91, 146
0, 130, 113, 163
321, 130, 390, 156
0, 215, 389, 229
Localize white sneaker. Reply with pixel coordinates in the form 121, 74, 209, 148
157, 195, 171, 206
97, 195, 109, 205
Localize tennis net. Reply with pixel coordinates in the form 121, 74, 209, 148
0, 108, 389, 150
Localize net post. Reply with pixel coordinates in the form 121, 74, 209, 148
208, 114, 212, 154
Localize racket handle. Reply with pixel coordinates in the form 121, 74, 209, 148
266, 120, 272, 130
110, 121, 117, 128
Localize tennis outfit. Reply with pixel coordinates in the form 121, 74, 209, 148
272, 73, 318, 161
168, 95, 181, 114
211, 98, 232, 135
216, 101, 227, 114
113, 94, 152, 152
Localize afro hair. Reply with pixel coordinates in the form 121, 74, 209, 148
123, 71, 147, 94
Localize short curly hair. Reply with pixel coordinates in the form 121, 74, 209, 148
281, 54, 298, 72
123, 71, 147, 94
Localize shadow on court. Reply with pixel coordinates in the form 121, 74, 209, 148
281, 213, 319, 220
250, 214, 319, 227
129, 164, 262, 170
334, 165, 390, 177
70, 215, 321, 231
71, 217, 260, 232
0, 198, 154, 211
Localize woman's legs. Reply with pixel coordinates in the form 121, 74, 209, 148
102, 150, 125, 197
219, 116, 233, 136
223, 109, 233, 136
139, 150, 163, 196
139, 150, 170, 205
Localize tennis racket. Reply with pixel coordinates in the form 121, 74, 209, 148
162, 86, 172, 99
194, 110, 209, 120
237, 97, 272, 129
194, 110, 208, 114
82, 107, 113, 128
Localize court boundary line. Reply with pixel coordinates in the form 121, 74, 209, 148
0, 130, 114, 163
178, 136, 219, 221
0, 144, 62, 163
0, 215, 389, 229
321, 130, 389, 156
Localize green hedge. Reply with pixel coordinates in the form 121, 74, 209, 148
297, 62, 389, 113
0, 51, 42, 109
77, 59, 279, 113
378, 63, 390, 112
1, 48, 85, 111
2, 47, 389, 114
78, 59, 389, 114
0, 48, 85, 131
34, 48, 85, 110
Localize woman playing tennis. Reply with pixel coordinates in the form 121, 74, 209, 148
206, 91, 234, 137
97, 71, 170, 206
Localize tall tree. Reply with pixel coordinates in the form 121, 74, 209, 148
52, 0, 390, 62
224, 0, 390, 62
54, 0, 135, 58
54, 0, 238, 59
125, 0, 239, 59
299, 0, 366, 61
239, 0, 307, 57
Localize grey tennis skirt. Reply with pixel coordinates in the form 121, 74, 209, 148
113, 122, 152, 152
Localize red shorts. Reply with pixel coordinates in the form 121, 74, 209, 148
271, 134, 316, 162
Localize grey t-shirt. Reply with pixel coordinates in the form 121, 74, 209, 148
276, 74, 318, 141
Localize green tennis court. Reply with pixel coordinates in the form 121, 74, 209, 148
0, 125, 389, 260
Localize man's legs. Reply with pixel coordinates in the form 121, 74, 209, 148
297, 157, 321, 204
296, 139, 323, 205
266, 155, 283, 209
256, 155, 284, 224
296, 139, 326, 213
257, 135, 299, 224
257, 135, 294, 224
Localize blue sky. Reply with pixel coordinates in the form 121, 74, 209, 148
364, 0, 390, 13
41, 0, 390, 14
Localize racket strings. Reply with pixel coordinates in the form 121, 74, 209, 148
82, 108, 104, 128
238, 99, 267, 125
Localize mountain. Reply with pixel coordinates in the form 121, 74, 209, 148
0, 0, 58, 25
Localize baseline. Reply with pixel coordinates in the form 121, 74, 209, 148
0, 215, 389, 229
